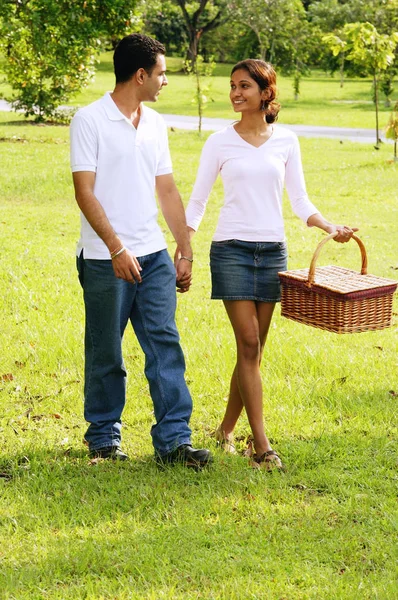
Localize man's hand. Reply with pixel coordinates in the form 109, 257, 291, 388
174, 247, 192, 293
112, 248, 142, 283
156, 174, 193, 293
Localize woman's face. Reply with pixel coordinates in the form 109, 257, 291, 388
229, 69, 265, 114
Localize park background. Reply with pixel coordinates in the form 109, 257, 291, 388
1, 1, 398, 599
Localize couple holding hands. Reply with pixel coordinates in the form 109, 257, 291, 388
70, 33, 357, 471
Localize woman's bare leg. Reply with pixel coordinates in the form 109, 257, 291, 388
218, 300, 275, 456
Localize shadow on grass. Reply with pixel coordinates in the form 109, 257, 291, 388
1, 425, 395, 499
0, 119, 69, 129
1, 432, 396, 598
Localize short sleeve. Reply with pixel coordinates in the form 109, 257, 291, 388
156, 118, 173, 176
70, 113, 98, 173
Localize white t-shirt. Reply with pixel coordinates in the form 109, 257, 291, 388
70, 92, 172, 259
186, 124, 318, 242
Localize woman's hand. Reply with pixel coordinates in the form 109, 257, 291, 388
328, 224, 359, 243
307, 213, 358, 243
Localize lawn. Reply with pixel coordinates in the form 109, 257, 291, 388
0, 110, 397, 599
70, 54, 398, 129
1, 52, 397, 130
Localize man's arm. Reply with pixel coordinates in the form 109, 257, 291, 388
72, 171, 142, 283
156, 173, 192, 293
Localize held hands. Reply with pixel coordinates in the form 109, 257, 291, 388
111, 246, 142, 283
174, 246, 193, 293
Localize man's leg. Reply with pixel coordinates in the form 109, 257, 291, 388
77, 254, 134, 452
130, 250, 193, 455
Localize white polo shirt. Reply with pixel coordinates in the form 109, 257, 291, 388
70, 92, 172, 259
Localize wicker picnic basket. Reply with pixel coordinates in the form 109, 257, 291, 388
278, 232, 397, 334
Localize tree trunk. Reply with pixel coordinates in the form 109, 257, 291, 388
374, 71, 380, 148
196, 68, 202, 135
340, 52, 345, 88
294, 58, 300, 100
186, 34, 200, 68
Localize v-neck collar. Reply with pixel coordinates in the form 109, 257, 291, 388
231, 123, 274, 149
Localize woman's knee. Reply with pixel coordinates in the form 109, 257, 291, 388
236, 334, 261, 362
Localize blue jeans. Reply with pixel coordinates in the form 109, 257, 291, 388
77, 249, 192, 455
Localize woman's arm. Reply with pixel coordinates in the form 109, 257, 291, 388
285, 135, 358, 242
307, 212, 358, 243
185, 135, 221, 232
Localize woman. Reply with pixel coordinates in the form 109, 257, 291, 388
184, 59, 357, 470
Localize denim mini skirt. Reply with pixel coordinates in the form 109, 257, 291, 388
210, 239, 288, 302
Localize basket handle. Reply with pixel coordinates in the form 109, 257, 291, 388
307, 232, 367, 287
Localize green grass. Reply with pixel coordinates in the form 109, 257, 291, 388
71, 53, 397, 129
0, 110, 398, 599
1, 52, 397, 130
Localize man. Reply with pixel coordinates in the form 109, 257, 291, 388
70, 33, 211, 468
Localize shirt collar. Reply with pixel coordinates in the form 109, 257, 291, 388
102, 92, 146, 125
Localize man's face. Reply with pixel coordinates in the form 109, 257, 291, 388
143, 54, 168, 102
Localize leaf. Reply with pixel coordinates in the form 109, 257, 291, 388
333, 376, 348, 385
1, 373, 13, 381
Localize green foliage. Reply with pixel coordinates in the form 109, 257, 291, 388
343, 22, 398, 74
185, 55, 216, 133
385, 100, 398, 159
200, 20, 257, 63
323, 22, 398, 145
385, 100, 398, 138
0, 0, 137, 121
174, 0, 231, 66
380, 70, 396, 106
308, 0, 398, 36
233, 0, 308, 66
143, 0, 188, 56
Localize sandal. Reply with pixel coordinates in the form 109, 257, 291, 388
252, 450, 284, 472
213, 427, 237, 454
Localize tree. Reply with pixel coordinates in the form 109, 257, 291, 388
232, 0, 306, 65
380, 69, 396, 107
342, 22, 398, 148
322, 30, 348, 87
0, 0, 137, 121
233, 0, 311, 98
173, 0, 230, 67
143, 0, 187, 56
310, 0, 398, 75
385, 100, 398, 161
308, 0, 398, 36
185, 55, 215, 133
